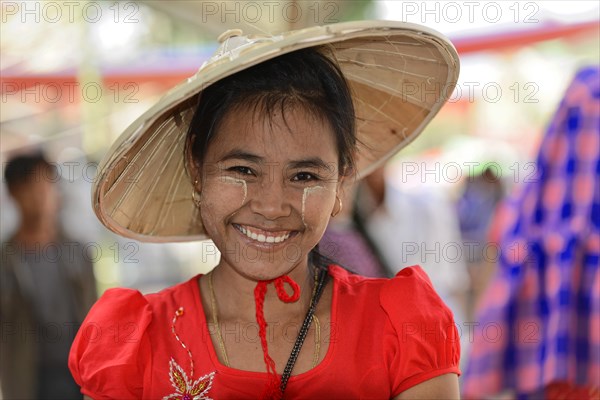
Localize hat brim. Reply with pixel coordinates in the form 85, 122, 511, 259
94, 20, 459, 242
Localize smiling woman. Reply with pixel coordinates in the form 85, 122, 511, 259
185, 47, 350, 285
69, 21, 461, 399
194, 106, 339, 280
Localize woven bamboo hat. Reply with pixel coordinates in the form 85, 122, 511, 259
93, 20, 460, 242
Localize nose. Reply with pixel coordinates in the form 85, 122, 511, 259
249, 178, 292, 220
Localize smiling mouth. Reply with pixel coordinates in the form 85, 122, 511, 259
233, 224, 295, 244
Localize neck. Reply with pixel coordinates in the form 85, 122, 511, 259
14, 221, 58, 246
210, 259, 315, 324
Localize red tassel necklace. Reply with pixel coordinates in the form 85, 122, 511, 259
208, 267, 328, 399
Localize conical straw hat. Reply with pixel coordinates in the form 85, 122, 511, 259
93, 20, 460, 242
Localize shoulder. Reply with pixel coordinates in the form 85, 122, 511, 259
54, 237, 96, 263
383, 267, 461, 395
379, 266, 459, 357
79, 287, 153, 328
330, 265, 460, 395
328, 263, 387, 289
73, 275, 200, 339
380, 266, 455, 322
329, 264, 457, 336
68, 287, 151, 399
69, 276, 201, 399
329, 264, 451, 316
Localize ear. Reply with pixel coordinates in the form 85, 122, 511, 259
189, 164, 203, 209
335, 173, 355, 196
188, 165, 202, 194
184, 141, 202, 193
193, 178, 202, 195
192, 170, 203, 195
335, 177, 345, 198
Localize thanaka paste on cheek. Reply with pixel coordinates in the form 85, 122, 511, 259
220, 176, 247, 207
199, 176, 247, 231
301, 186, 333, 228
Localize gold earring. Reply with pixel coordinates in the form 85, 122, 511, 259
331, 196, 342, 217
192, 180, 201, 208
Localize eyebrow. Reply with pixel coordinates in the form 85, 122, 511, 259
288, 158, 333, 172
219, 150, 263, 164
220, 150, 333, 171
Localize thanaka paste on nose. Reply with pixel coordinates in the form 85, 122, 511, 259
220, 176, 247, 206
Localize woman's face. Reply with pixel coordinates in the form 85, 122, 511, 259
197, 104, 341, 281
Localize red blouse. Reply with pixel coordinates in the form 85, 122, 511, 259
69, 265, 460, 399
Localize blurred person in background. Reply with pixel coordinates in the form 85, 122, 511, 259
462, 66, 600, 399
456, 166, 506, 319
320, 163, 472, 361
319, 180, 390, 278
354, 164, 471, 362
1, 153, 97, 399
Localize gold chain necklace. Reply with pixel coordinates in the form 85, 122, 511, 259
207, 271, 321, 369
208, 271, 230, 367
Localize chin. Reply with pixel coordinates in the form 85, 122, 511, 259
212, 228, 313, 280
222, 252, 304, 282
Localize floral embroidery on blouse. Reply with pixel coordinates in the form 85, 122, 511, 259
164, 306, 215, 400
164, 358, 215, 400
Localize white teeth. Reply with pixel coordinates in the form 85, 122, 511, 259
236, 225, 291, 244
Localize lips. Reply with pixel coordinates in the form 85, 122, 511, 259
233, 223, 294, 244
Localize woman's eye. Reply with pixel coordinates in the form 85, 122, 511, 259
228, 166, 254, 176
293, 172, 318, 182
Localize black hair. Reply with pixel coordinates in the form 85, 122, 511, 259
184, 45, 356, 179
4, 153, 57, 192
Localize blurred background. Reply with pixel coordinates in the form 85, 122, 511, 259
2, 0, 598, 291
1, 2, 599, 394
